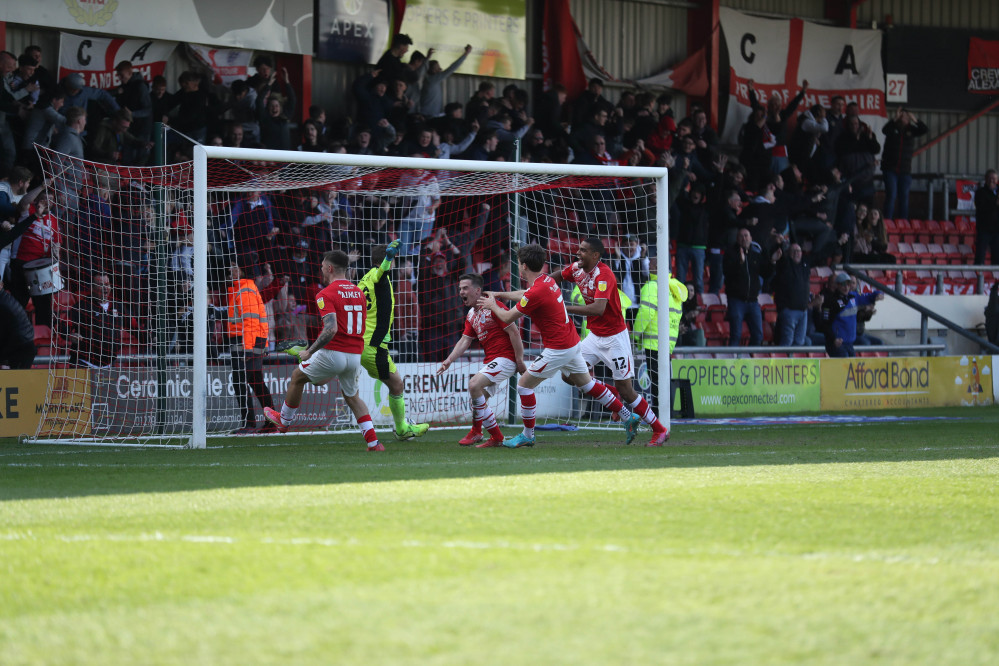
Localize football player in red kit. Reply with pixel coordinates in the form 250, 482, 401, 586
264, 250, 385, 451
478, 243, 641, 448
438, 273, 527, 447
555, 237, 670, 446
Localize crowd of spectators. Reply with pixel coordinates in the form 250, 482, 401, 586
1, 33, 997, 368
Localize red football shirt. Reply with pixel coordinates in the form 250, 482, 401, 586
15, 212, 61, 262
561, 261, 626, 336
462, 302, 516, 363
514, 274, 579, 350
316, 279, 366, 353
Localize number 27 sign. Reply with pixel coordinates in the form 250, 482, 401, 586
886, 73, 908, 103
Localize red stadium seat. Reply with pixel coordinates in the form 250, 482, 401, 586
896, 242, 916, 262
941, 243, 962, 264
33, 325, 52, 345
704, 322, 726, 346
940, 220, 959, 245
925, 220, 944, 244
706, 303, 727, 323
955, 218, 975, 244
910, 242, 930, 262
895, 219, 915, 243
958, 244, 975, 263
762, 321, 775, 343
926, 243, 947, 263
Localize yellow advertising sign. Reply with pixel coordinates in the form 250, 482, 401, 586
0, 369, 92, 438
400, 0, 527, 79
821, 356, 994, 410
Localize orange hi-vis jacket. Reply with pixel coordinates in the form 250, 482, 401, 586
227, 278, 268, 350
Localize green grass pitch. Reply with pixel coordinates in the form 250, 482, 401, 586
2, 407, 998, 665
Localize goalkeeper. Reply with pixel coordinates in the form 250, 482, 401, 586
358, 240, 430, 438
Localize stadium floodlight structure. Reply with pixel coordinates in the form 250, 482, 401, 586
31, 145, 669, 448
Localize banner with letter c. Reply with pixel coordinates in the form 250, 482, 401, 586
58, 32, 177, 90
719, 8, 886, 144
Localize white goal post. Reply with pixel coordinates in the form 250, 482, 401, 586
33, 145, 670, 448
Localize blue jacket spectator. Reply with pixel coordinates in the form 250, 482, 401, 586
821, 273, 882, 357
61, 73, 119, 116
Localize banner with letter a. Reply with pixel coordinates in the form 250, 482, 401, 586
58, 33, 176, 91
719, 8, 886, 144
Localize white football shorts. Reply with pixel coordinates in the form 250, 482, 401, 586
527, 345, 588, 379
579, 329, 635, 380
476, 356, 517, 396
300, 348, 361, 397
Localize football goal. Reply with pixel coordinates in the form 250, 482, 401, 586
30, 145, 670, 448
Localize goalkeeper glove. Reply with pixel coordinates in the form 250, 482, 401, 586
385, 239, 402, 261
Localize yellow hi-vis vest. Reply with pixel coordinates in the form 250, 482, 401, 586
632, 273, 688, 353
570, 285, 632, 339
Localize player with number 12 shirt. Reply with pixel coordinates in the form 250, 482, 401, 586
477, 243, 642, 448
554, 236, 670, 446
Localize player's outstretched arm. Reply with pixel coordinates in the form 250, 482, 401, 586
490, 289, 526, 302
478, 292, 524, 325
370, 239, 403, 283
438, 335, 474, 374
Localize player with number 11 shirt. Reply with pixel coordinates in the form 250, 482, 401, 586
554, 236, 670, 446
264, 250, 384, 451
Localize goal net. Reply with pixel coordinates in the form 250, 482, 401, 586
30, 146, 669, 448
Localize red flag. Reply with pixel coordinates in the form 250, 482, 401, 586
968, 37, 999, 94
392, 0, 407, 36
636, 46, 709, 97
542, 0, 587, 97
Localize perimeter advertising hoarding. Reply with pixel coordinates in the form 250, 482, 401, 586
399, 0, 526, 79
672, 358, 822, 416
94, 360, 511, 433
358, 360, 511, 427
0, 369, 90, 438
821, 356, 994, 410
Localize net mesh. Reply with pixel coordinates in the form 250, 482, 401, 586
32, 147, 662, 447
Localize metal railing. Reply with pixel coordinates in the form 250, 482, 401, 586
845, 262, 999, 295
674, 343, 947, 358
842, 268, 999, 354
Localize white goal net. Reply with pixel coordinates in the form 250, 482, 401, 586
30, 146, 669, 448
